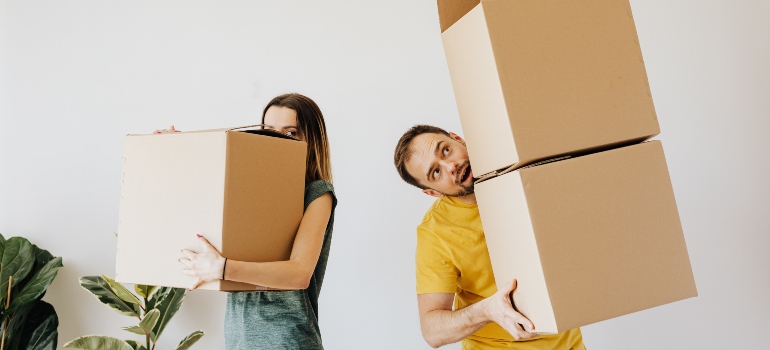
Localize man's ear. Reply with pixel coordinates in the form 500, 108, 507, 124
422, 188, 445, 198
448, 132, 466, 146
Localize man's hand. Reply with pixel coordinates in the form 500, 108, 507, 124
417, 278, 536, 348
481, 279, 537, 340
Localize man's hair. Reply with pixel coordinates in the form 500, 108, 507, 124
394, 124, 450, 189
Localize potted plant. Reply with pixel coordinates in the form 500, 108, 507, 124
64, 276, 204, 350
0, 232, 63, 350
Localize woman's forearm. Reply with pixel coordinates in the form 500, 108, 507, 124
223, 193, 333, 290
225, 259, 314, 290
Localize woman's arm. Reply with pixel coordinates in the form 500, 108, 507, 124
180, 192, 333, 290
225, 192, 333, 289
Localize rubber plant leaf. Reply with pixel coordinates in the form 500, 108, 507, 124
63, 336, 133, 350
150, 287, 186, 342
79, 276, 141, 317
134, 285, 156, 299
175, 330, 205, 350
124, 340, 146, 350
102, 275, 142, 307
121, 309, 160, 336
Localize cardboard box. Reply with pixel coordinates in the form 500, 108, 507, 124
116, 127, 307, 291
439, 0, 661, 176
474, 141, 696, 333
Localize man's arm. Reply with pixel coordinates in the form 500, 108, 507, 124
417, 279, 537, 348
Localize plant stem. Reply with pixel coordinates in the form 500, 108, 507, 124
145, 296, 150, 350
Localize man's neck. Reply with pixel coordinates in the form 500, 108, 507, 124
452, 193, 477, 205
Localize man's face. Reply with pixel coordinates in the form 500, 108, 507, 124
404, 132, 475, 198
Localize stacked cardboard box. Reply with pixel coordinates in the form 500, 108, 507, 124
438, 0, 697, 333
115, 127, 306, 291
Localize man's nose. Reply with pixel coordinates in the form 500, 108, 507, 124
440, 160, 459, 175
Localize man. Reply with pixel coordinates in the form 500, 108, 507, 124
394, 125, 585, 350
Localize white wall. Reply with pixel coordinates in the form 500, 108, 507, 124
0, 1, 767, 349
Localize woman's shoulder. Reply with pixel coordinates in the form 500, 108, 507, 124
304, 180, 336, 208
305, 179, 334, 194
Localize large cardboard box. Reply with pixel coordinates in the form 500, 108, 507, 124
116, 127, 306, 291
474, 141, 697, 333
439, 0, 661, 176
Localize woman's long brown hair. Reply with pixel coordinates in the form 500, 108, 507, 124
261, 93, 333, 183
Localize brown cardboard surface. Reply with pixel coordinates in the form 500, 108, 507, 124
438, 0, 480, 33
116, 128, 306, 291
440, 0, 660, 176
475, 141, 697, 333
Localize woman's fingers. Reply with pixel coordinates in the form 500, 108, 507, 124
178, 257, 191, 267
196, 234, 216, 253
181, 249, 196, 259
152, 126, 182, 134
190, 278, 204, 291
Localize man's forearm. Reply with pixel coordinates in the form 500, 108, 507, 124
421, 298, 490, 348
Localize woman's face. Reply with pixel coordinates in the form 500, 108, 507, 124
263, 106, 301, 140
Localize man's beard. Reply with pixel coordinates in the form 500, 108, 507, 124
438, 160, 475, 197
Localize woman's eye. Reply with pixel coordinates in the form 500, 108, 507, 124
285, 130, 296, 137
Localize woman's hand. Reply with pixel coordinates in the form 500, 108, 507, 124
153, 125, 181, 134
179, 234, 226, 291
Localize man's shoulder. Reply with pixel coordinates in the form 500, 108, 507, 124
417, 197, 451, 229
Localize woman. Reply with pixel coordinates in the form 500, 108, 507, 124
172, 93, 337, 350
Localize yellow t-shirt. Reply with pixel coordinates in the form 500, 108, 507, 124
416, 196, 585, 350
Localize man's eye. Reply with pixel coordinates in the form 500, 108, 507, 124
433, 169, 440, 179
443, 147, 449, 156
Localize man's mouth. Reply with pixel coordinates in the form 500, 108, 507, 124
460, 165, 472, 183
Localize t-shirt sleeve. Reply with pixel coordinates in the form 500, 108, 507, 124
304, 180, 337, 210
415, 225, 459, 294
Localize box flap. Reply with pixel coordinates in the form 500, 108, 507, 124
127, 125, 298, 137
437, 0, 480, 32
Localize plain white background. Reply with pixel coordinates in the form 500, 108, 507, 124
1, 0, 768, 349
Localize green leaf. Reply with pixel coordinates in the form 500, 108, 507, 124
79, 276, 141, 317
102, 275, 142, 308
16, 245, 57, 300
0, 237, 36, 301
146, 287, 168, 312
150, 287, 186, 342
4, 303, 33, 350
134, 284, 156, 299
4, 301, 58, 350
23, 302, 59, 350
124, 340, 146, 350
175, 330, 204, 350
7, 257, 63, 314
121, 309, 159, 336
32, 246, 55, 268
63, 335, 133, 350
